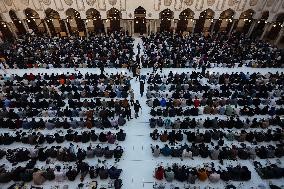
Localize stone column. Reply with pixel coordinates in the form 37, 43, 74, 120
64, 20, 70, 36
22, 20, 30, 33
44, 20, 51, 37
192, 19, 196, 34
131, 20, 134, 35
228, 19, 237, 36
6, 22, 18, 39
104, 20, 108, 34
210, 19, 217, 34
123, 20, 127, 33
154, 20, 157, 33
274, 26, 284, 46
247, 20, 257, 37
260, 23, 272, 40
173, 19, 177, 33
84, 20, 88, 37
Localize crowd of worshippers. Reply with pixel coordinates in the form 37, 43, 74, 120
0, 31, 134, 69
0, 129, 126, 145
0, 71, 143, 121
141, 32, 283, 68
254, 161, 284, 180
0, 72, 132, 102
0, 117, 128, 130
146, 71, 284, 103
149, 116, 284, 129
154, 163, 251, 183
1, 144, 124, 164
0, 71, 134, 188
151, 142, 284, 160
0, 161, 122, 189
149, 105, 284, 117
150, 128, 284, 144
146, 71, 284, 93
146, 71, 284, 116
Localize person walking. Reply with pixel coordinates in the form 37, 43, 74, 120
140, 81, 144, 97
134, 100, 142, 118
137, 43, 141, 55
125, 105, 132, 121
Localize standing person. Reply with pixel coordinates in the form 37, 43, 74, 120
129, 88, 134, 105
158, 61, 163, 73
100, 63, 104, 75
153, 62, 158, 73
135, 66, 141, 81
132, 64, 137, 78
137, 43, 141, 55
125, 105, 132, 121
140, 81, 144, 97
201, 64, 206, 76
133, 100, 142, 118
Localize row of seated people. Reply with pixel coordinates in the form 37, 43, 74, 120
151, 143, 284, 160
147, 72, 284, 100
0, 32, 134, 69
254, 161, 284, 180
2, 106, 132, 119
0, 117, 127, 129
147, 71, 283, 87
2, 89, 130, 100
149, 106, 284, 117
142, 32, 283, 68
0, 73, 131, 98
147, 71, 284, 85
147, 96, 284, 107
146, 90, 284, 105
149, 117, 284, 129
1, 145, 124, 164
0, 72, 131, 84
0, 162, 122, 187
3, 98, 131, 110
1, 78, 132, 100
0, 129, 126, 145
150, 129, 284, 143
154, 163, 251, 183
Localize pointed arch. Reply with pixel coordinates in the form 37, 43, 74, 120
266, 12, 284, 40
107, 8, 122, 32
237, 9, 256, 34
214, 8, 235, 33
0, 14, 14, 41
86, 8, 103, 33
176, 8, 194, 33
194, 8, 215, 33
159, 9, 174, 32
24, 8, 42, 35
9, 9, 26, 35
66, 8, 85, 35
45, 8, 62, 36
251, 11, 270, 38
134, 6, 147, 34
